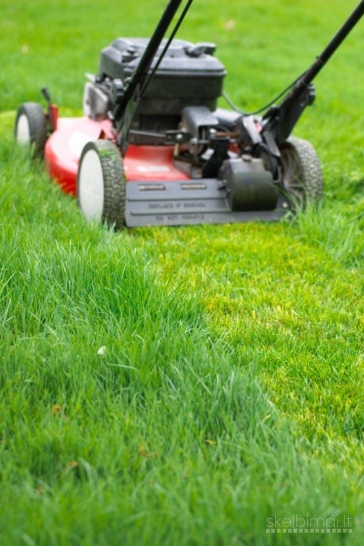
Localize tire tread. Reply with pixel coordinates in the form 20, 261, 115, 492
14, 102, 47, 157
77, 140, 126, 230
280, 136, 324, 207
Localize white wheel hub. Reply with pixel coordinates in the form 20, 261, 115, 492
16, 114, 31, 144
78, 149, 105, 222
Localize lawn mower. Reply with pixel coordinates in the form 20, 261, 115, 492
14, 0, 364, 228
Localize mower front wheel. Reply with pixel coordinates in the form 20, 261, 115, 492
77, 140, 126, 230
279, 137, 323, 209
14, 102, 47, 157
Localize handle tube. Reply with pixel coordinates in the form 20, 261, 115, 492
302, 0, 364, 86
113, 0, 185, 123
262, 0, 364, 143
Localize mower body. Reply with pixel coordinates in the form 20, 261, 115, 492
43, 37, 291, 227
15, 0, 364, 228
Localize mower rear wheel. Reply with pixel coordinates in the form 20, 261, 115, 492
14, 102, 47, 157
279, 137, 323, 208
77, 140, 126, 230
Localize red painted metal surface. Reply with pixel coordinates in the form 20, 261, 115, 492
124, 144, 189, 183
44, 116, 189, 196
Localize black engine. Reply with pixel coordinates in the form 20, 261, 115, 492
84, 38, 226, 141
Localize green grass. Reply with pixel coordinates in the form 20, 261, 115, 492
1, 0, 364, 544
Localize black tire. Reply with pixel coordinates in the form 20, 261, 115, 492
279, 137, 323, 209
14, 102, 47, 157
77, 139, 126, 230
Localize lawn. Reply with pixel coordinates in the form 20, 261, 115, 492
0, 0, 364, 544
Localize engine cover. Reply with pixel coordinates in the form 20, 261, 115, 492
98, 38, 226, 135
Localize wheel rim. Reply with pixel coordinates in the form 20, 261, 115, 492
16, 114, 31, 144
280, 146, 304, 204
78, 148, 105, 222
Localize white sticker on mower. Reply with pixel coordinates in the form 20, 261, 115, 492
68, 131, 93, 158
137, 166, 170, 172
